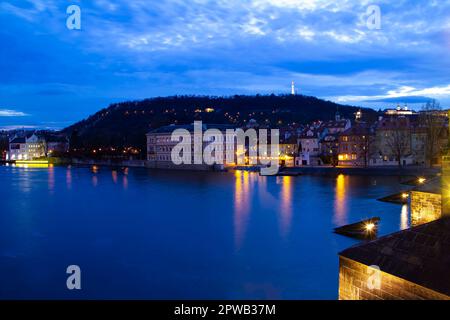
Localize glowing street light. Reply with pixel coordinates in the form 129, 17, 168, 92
418, 177, 426, 184
365, 223, 375, 232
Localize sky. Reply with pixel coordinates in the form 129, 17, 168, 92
0, 0, 450, 129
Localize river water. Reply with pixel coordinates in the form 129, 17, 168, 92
0, 164, 410, 299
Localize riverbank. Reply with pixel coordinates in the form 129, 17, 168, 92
2, 158, 440, 177
275, 166, 439, 177
232, 164, 439, 177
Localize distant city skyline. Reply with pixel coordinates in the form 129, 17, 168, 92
1, 0, 449, 129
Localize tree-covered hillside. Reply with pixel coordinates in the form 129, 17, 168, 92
64, 94, 377, 153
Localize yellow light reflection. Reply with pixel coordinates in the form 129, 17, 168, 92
334, 174, 348, 225
14, 163, 49, 168
234, 170, 251, 250
279, 176, 293, 238
400, 204, 409, 230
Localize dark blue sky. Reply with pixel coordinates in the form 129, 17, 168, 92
1, 0, 450, 129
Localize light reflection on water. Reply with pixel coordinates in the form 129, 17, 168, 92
0, 165, 410, 299
66, 167, 72, 190
234, 170, 251, 250
401, 204, 410, 230
279, 176, 293, 238
48, 165, 55, 194
334, 174, 348, 226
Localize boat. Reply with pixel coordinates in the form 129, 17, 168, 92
334, 217, 380, 240
377, 191, 410, 204
277, 171, 301, 176
259, 168, 301, 176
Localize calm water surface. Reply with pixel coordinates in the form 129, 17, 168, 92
0, 164, 410, 299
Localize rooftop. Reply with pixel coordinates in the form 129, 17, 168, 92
340, 217, 450, 297
340, 124, 373, 136
9, 137, 26, 144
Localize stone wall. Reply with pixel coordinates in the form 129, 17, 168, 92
410, 191, 441, 227
339, 256, 449, 300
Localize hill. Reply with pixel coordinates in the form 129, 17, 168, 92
63, 94, 378, 154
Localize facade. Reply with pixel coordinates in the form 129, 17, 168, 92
410, 125, 427, 166
7, 134, 46, 161
319, 134, 339, 165
410, 178, 442, 226
278, 135, 298, 167
297, 127, 326, 166
371, 116, 413, 166
384, 105, 417, 116
338, 125, 374, 167
146, 124, 236, 170
297, 117, 351, 167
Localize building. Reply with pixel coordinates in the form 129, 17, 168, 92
297, 126, 326, 166
339, 217, 450, 300
297, 115, 352, 166
146, 123, 236, 170
410, 124, 427, 166
338, 125, 374, 167
321, 118, 351, 134
278, 135, 298, 167
384, 105, 417, 116
339, 151, 450, 300
319, 117, 351, 165
45, 135, 70, 156
319, 134, 340, 165
410, 178, 441, 227
7, 133, 46, 161
371, 116, 413, 166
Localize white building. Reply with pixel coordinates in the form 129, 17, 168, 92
297, 127, 326, 166
146, 124, 236, 170
7, 134, 46, 160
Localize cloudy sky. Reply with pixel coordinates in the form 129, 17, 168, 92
1, 0, 450, 129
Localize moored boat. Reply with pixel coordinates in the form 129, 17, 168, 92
334, 217, 380, 240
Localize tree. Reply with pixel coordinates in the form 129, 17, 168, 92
385, 128, 410, 167
0, 132, 8, 153
361, 133, 375, 168
420, 100, 447, 168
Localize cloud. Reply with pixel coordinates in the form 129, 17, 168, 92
0, 0, 450, 126
364, 96, 433, 104
334, 84, 450, 104
0, 109, 29, 117
0, 0, 57, 22
0, 125, 36, 130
